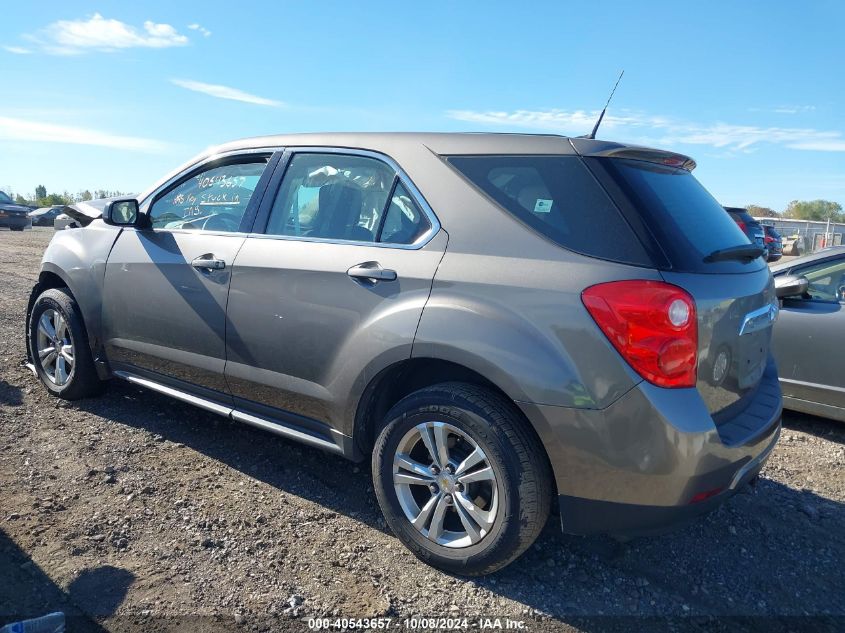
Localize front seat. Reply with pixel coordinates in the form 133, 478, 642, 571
315, 182, 372, 241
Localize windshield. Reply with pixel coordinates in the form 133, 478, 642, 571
0, 191, 13, 204
587, 158, 765, 273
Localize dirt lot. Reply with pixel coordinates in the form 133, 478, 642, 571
1, 228, 843, 632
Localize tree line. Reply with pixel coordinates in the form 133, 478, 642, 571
6, 185, 131, 208
746, 200, 844, 223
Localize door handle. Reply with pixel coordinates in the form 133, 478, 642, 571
191, 255, 226, 271
347, 263, 397, 283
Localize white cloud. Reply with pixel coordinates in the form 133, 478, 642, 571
774, 105, 817, 115
3, 46, 32, 54
188, 23, 212, 37
21, 13, 189, 55
0, 116, 170, 152
446, 108, 845, 153
171, 79, 283, 107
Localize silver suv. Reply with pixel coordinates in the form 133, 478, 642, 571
26, 133, 782, 574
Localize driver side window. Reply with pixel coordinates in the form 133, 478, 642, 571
794, 258, 845, 303
149, 159, 269, 232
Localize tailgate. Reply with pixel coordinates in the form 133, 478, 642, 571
661, 267, 777, 415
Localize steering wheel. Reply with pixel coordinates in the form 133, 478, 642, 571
201, 213, 241, 232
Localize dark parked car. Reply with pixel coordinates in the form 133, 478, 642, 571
771, 246, 845, 421
29, 206, 65, 227
724, 207, 766, 258
0, 190, 32, 231
763, 224, 783, 262
25, 133, 781, 574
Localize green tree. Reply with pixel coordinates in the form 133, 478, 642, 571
783, 199, 844, 222
81, 190, 93, 201
45, 193, 69, 206
746, 204, 778, 218
14, 194, 29, 205
35, 184, 47, 200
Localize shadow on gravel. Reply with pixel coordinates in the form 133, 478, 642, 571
472, 479, 844, 630
783, 410, 845, 446
0, 529, 115, 632
73, 380, 390, 534
0, 380, 23, 406
68, 566, 135, 617
70, 382, 845, 629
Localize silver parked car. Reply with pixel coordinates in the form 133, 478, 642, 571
771, 246, 845, 421
29, 205, 65, 227
26, 133, 781, 574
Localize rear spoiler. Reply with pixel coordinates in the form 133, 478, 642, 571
569, 139, 696, 171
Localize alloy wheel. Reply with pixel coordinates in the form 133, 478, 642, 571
36, 308, 75, 386
392, 421, 498, 548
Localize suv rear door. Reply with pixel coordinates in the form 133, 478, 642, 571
224, 149, 446, 432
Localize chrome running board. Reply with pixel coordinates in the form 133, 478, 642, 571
116, 371, 233, 416
113, 370, 345, 455
231, 410, 344, 454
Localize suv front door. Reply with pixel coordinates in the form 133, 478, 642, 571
101, 152, 278, 399
224, 150, 446, 436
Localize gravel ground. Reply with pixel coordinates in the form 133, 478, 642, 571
1, 228, 843, 632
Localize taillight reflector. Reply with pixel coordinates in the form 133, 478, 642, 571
582, 281, 698, 388
689, 487, 724, 504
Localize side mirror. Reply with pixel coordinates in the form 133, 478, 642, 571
103, 198, 141, 227
775, 274, 809, 299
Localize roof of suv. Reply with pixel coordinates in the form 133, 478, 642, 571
207, 132, 695, 166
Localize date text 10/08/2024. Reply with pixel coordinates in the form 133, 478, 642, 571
306, 617, 528, 630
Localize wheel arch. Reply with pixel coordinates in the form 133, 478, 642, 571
27, 266, 109, 379
26, 270, 73, 360
352, 357, 557, 486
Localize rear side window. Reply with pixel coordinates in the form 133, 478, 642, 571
591, 159, 764, 273
379, 182, 431, 244
265, 153, 430, 245
447, 155, 650, 265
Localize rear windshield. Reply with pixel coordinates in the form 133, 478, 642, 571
446, 155, 651, 266
588, 158, 765, 273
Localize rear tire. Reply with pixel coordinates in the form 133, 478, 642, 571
28, 288, 103, 400
372, 382, 552, 575
10, 226, 24, 231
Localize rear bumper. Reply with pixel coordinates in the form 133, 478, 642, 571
558, 424, 777, 536
517, 360, 782, 536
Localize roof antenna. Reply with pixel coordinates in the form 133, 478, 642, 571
586, 70, 624, 139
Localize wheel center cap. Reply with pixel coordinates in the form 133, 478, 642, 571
439, 474, 456, 493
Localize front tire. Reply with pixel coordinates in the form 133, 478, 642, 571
372, 382, 552, 575
28, 288, 103, 400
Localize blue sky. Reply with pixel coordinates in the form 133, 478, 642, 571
1, 1, 843, 211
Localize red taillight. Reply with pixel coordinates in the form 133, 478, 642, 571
582, 281, 698, 388
736, 220, 747, 232
764, 235, 774, 243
